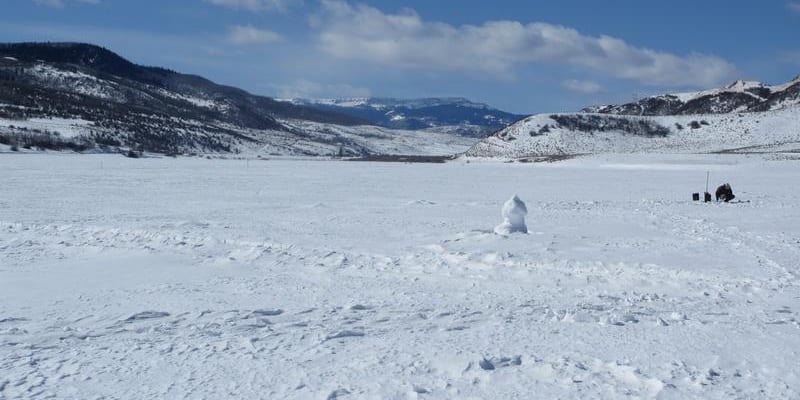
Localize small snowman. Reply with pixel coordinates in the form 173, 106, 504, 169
494, 195, 528, 235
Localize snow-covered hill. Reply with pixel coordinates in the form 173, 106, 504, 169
465, 106, 800, 159
584, 77, 800, 116
0, 113, 476, 157
467, 75, 800, 159
243, 119, 477, 157
285, 97, 525, 137
0, 43, 476, 157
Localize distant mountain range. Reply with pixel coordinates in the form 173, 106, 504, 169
466, 77, 800, 159
0, 42, 510, 156
4, 42, 797, 160
284, 97, 526, 137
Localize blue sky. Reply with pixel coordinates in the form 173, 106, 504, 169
2, 0, 799, 113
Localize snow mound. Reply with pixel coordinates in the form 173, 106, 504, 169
494, 195, 528, 235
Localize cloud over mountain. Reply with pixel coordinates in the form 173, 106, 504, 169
313, 0, 737, 88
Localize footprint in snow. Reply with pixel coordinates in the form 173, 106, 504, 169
124, 311, 170, 323
479, 356, 522, 371
327, 389, 350, 399
444, 325, 469, 332
251, 309, 284, 317
325, 330, 365, 341
0, 317, 28, 324
405, 200, 437, 206
412, 385, 430, 394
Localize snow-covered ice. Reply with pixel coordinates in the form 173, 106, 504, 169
1, 153, 800, 399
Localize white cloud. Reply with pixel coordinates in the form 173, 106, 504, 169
788, 2, 800, 13
312, 1, 737, 88
227, 25, 282, 45
204, 0, 300, 12
275, 79, 371, 99
782, 51, 800, 65
33, 0, 98, 7
562, 79, 602, 94
33, 0, 63, 6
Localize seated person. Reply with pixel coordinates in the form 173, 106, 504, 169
715, 183, 735, 202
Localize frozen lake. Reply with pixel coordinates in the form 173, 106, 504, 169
2, 153, 799, 399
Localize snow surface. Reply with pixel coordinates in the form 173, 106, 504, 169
1, 153, 800, 399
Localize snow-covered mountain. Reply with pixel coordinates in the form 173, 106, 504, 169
285, 97, 526, 137
467, 77, 800, 159
584, 77, 800, 116
0, 43, 476, 156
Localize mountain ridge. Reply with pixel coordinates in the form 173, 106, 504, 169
0, 42, 479, 156
285, 96, 526, 137
583, 76, 800, 116
466, 76, 800, 159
